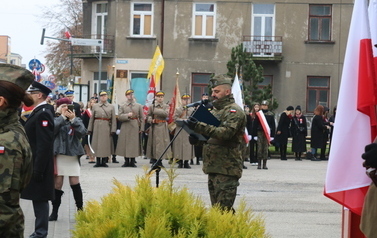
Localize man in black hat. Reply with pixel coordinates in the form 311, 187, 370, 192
21, 81, 55, 238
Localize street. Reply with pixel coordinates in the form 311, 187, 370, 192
21, 156, 342, 238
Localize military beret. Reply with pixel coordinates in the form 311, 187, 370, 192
125, 89, 134, 95
56, 98, 72, 107
0, 64, 34, 90
65, 90, 74, 95
210, 74, 232, 88
202, 93, 209, 96
28, 81, 52, 95
261, 100, 269, 105
99, 90, 108, 96
181, 93, 190, 99
155, 91, 165, 96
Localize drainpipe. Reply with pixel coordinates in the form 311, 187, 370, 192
160, 0, 165, 90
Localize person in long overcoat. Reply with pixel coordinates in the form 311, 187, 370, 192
173, 93, 194, 169
21, 81, 55, 238
146, 91, 171, 167
291, 105, 307, 160
276, 106, 294, 160
88, 91, 117, 167
116, 89, 145, 167
310, 105, 330, 161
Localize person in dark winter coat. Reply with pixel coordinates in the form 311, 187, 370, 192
320, 107, 331, 160
247, 102, 260, 166
310, 105, 330, 161
276, 106, 294, 160
21, 81, 55, 238
291, 106, 307, 160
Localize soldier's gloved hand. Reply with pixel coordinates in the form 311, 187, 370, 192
187, 116, 198, 130
362, 143, 377, 168
116, 129, 121, 135
188, 134, 199, 145
33, 171, 44, 182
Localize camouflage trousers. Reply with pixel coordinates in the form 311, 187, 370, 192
257, 131, 269, 160
208, 174, 240, 212
0, 203, 24, 238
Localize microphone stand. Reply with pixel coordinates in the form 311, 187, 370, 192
148, 126, 185, 187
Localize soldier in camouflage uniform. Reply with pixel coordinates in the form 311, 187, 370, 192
0, 64, 34, 237
187, 75, 246, 212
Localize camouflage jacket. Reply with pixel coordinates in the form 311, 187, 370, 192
0, 109, 32, 206
193, 94, 246, 178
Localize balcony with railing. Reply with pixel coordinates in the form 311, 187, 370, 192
71, 35, 115, 58
243, 36, 283, 61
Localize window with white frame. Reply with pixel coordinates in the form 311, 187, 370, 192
193, 3, 216, 38
92, 2, 108, 38
131, 3, 153, 37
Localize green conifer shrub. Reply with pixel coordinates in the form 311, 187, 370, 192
72, 168, 269, 238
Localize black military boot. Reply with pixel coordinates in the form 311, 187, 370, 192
122, 158, 130, 167
196, 157, 200, 165
112, 155, 119, 163
190, 159, 194, 165
71, 183, 83, 211
93, 157, 101, 167
101, 157, 109, 167
257, 159, 262, 169
262, 159, 268, 170
129, 158, 137, 167
177, 160, 183, 168
183, 160, 191, 169
48, 189, 64, 221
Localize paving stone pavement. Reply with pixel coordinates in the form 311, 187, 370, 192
21, 156, 342, 238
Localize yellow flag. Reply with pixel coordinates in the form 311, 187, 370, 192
147, 46, 164, 85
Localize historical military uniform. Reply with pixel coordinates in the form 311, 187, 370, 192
88, 91, 117, 167
190, 75, 246, 211
146, 91, 171, 166
173, 94, 195, 168
115, 89, 145, 167
0, 64, 34, 238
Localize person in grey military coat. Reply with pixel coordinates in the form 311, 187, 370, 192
115, 89, 145, 167
146, 91, 171, 167
173, 93, 194, 169
87, 91, 117, 167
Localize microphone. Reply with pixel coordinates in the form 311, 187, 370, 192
184, 100, 202, 108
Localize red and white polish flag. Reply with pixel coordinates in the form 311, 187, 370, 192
324, 0, 377, 215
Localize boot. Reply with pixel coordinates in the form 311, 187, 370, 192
183, 160, 191, 169
262, 159, 268, 170
48, 189, 64, 221
93, 157, 101, 167
71, 183, 83, 211
257, 159, 261, 169
190, 159, 194, 165
196, 157, 200, 165
101, 157, 109, 167
112, 155, 119, 163
129, 158, 137, 167
177, 160, 183, 168
122, 158, 130, 167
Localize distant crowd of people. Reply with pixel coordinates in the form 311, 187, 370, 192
243, 103, 336, 169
